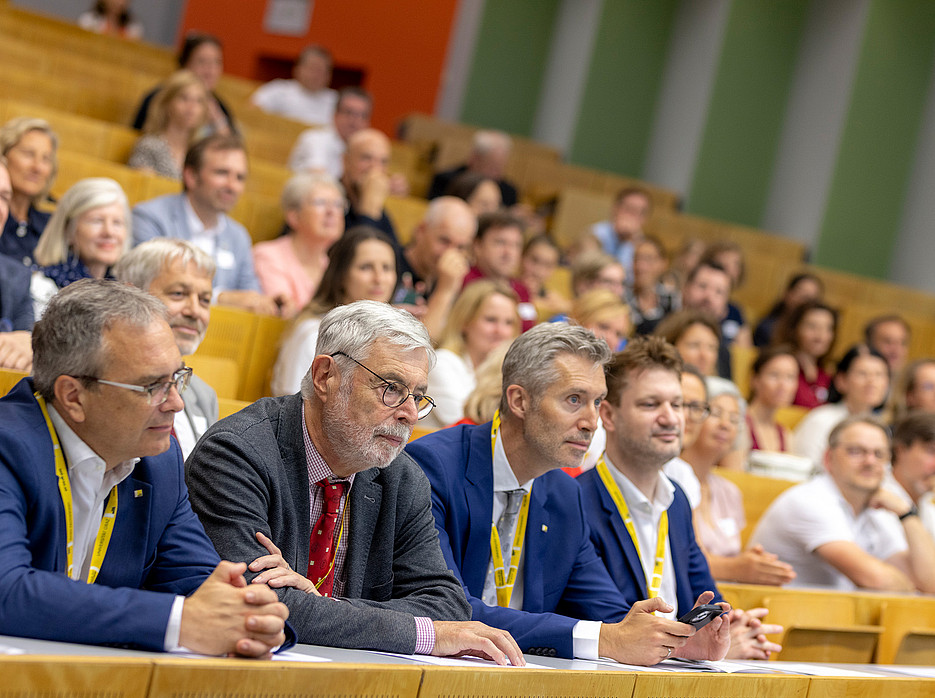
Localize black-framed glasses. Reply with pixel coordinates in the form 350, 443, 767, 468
685, 400, 711, 423
330, 351, 435, 419
80, 366, 193, 406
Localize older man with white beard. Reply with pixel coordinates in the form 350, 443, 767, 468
115, 238, 217, 458
184, 300, 523, 663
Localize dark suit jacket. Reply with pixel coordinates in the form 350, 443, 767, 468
0, 254, 34, 331
577, 467, 722, 614
0, 379, 219, 650
407, 422, 631, 658
185, 394, 471, 653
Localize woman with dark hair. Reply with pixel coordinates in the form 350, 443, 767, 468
626, 234, 677, 334
885, 358, 935, 424
753, 273, 824, 347
132, 33, 234, 135
774, 300, 838, 409
655, 309, 722, 377
445, 171, 502, 216
271, 226, 398, 395
78, 0, 142, 39
793, 344, 890, 468
746, 345, 800, 455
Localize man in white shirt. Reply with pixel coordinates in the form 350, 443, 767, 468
251, 45, 338, 125
288, 87, 372, 178
115, 238, 219, 458
409, 323, 730, 664
751, 415, 935, 592
885, 412, 935, 540
0, 279, 288, 653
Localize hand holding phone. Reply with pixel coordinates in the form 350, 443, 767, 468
677, 604, 725, 631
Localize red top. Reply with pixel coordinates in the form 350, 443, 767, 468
793, 366, 831, 409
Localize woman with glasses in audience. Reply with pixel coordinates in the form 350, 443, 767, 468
774, 299, 838, 409
30, 178, 131, 318
424, 280, 519, 429
272, 226, 398, 396
519, 235, 569, 321
680, 380, 796, 586
0, 117, 58, 267
128, 71, 208, 180
253, 173, 346, 315
656, 310, 721, 378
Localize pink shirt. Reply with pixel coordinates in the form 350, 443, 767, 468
695, 472, 746, 557
253, 236, 319, 310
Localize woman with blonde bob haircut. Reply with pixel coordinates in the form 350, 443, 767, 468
569, 289, 630, 351
31, 178, 131, 317
425, 280, 520, 429
128, 70, 208, 179
0, 117, 59, 266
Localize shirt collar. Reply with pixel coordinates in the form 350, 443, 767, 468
602, 451, 675, 512
183, 195, 224, 237
46, 403, 138, 483
492, 425, 533, 494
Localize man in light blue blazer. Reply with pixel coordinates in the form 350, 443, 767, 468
408, 324, 730, 665
0, 279, 289, 653
131, 134, 283, 316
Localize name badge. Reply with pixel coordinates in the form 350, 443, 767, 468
216, 249, 236, 270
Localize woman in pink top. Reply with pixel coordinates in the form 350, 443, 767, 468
681, 382, 796, 586
746, 345, 799, 454
253, 173, 345, 316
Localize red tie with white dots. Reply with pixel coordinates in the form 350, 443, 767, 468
307, 479, 346, 597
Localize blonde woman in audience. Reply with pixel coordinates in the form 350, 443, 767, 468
520, 234, 570, 320
424, 280, 519, 429
773, 299, 838, 408
746, 345, 799, 455
31, 178, 131, 318
253, 173, 345, 314
271, 226, 397, 396
885, 358, 935, 424
680, 380, 796, 586
128, 71, 208, 179
0, 117, 58, 267
451, 342, 511, 427
78, 0, 143, 39
626, 234, 678, 335
656, 310, 721, 377
568, 289, 630, 352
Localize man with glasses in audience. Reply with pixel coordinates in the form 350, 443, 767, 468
185, 300, 523, 664
751, 415, 935, 592
0, 279, 289, 654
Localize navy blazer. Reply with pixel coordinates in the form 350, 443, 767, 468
407, 422, 631, 658
0, 379, 219, 650
577, 466, 722, 615
0, 254, 34, 330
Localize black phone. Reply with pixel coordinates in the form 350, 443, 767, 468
677, 604, 724, 630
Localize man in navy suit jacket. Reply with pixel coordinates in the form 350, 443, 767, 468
0, 279, 288, 654
579, 336, 779, 659
408, 323, 729, 665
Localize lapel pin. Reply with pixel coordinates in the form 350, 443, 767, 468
134, 489, 143, 498
541, 524, 548, 532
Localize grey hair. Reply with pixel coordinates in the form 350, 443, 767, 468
281, 172, 345, 215
114, 237, 216, 290
705, 376, 747, 449
32, 279, 168, 401
500, 323, 611, 412
33, 178, 130, 267
472, 130, 512, 157
300, 300, 435, 399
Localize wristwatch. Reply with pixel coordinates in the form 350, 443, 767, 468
899, 505, 919, 521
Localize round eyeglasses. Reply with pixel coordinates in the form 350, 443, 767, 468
80, 366, 193, 406
684, 400, 711, 423
330, 351, 435, 419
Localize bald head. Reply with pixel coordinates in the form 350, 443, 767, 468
409, 197, 476, 280
343, 128, 391, 187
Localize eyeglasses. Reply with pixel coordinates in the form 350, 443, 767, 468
708, 407, 742, 426
836, 444, 890, 462
80, 366, 193, 406
685, 401, 711, 423
330, 351, 435, 419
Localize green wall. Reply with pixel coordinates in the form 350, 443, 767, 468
687, 0, 810, 226
814, 0, 935, 278
567, 0, 678, 177
459, 0, 561, 136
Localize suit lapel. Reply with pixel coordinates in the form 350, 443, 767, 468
277, 396, 312, 572
598, 474, 648, 598
345, 468, 381, 598
462, 424, 495, 594
98, 475, 151, 585
521, 481, 549, 611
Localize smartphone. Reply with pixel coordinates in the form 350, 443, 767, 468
677, 604, 724, 630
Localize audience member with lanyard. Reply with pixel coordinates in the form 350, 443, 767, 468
0, 279, 289, 655
579, 335, 783, 659
409, 323, 731, 664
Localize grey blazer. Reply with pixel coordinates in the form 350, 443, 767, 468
180, 374, 218, 447
131, 193, 261, 293
184, 394, 470, 652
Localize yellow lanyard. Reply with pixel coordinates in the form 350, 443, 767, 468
36, 393, 118, 584
488, 411, 531, 607
596, 455, 667, 599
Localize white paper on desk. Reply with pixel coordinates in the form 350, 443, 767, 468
0, 644, 25, 655
375, 652, 546, 668
859, 665, 935, 678
765, 662, 881, 677
272, 650, 331, 662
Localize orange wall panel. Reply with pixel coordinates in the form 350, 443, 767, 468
180, 0, 458, 134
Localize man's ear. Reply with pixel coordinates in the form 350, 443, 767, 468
181, 166, 197, 192
504, 384, 529, 421
599, 398, 616, 434
52, 375, 90, 424
310, 354, 341, 403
